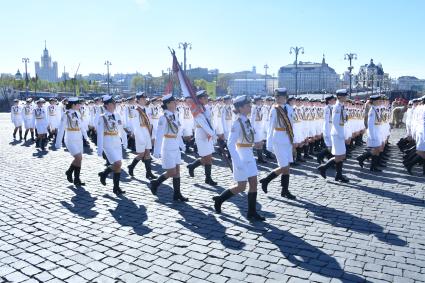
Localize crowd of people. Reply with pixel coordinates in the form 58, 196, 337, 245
10, 87, 422, 221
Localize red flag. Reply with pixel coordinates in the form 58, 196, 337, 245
171, 50, 204, 118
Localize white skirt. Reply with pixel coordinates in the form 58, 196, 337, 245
331, 135, 346, 155
135, 132, 152, 153
161, 149, 182, 169
196, 137, 214, 157
65, 138, 83, 156
35, 122, 48, 134
273, 142, 293, 167
13, 118, 23, 127
104, 146, 122, 164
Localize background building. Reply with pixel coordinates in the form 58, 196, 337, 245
34, 42, 58, 82
278, 56, 340, 94
396, 76, 425, 91
228, 77, 278, 96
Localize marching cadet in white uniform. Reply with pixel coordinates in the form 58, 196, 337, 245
150, 97, 162, 149
180, 97, 195, 153
127, 92, 156, 180
97, 95, 125, 195
260, 88, 296, 199
186, 90, 218, 186
317, 89, 349, 183
149, 94, 188, 201
356, 94, 383, 171
22, 98, 35, 141
55, 97, 88, 186
33, 98, 49, 150
404, 95, 425, 174
317, 95, 336, 164
212, 95, 265, 221
220, 95, 233, 141
11, 99, 23, 141
47, 98, 61, 142
125, 96, 137, 151
251, 96, 267, 163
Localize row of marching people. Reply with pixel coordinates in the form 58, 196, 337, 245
397, 96, 425, 175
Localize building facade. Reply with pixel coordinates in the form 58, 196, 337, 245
278, 56, 340, 94
228, 77, 278, 96
35, 42, 58, 82
396, 76, 425, 91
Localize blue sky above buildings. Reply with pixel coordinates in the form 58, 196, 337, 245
1, 0, 424, 78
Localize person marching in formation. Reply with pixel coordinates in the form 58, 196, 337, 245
150, 94, 188, 201
10, 99, 23, 141
33, 98, 49, 151
186, 90, 218, 186
398, 96, 425, 175
250, 96, 267, 164
22, 98, 35, 141
316, 94, 336, 164
259, 88, 296, 199
47, 98, 61, 143
317, 89, 350, 182
55, 97, 88, 186
127, 92, 156, 179
97, 95, 126, 195
212, 95, 265, 221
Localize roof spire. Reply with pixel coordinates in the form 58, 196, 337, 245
44, 40, 47, 50
322, 54, 326, 65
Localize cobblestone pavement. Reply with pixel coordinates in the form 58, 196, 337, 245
0, 113, 424, 283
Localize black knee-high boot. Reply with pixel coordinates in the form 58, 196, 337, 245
205, 164, 217, 186
317, 148, 330, 164
317, 157, 335, 179
102, 152, 111, 166
143, 159, 156, 180
173, 177, 188, 202
30, 130, 34, 141
98, 166, 113, 186
256, 148, 267, 164
13, 128, 17, 139
19, 129, 22, 141
65, 164, 75, 183
247, 192, 265, 221
127, 158, 140, 177
212, 189, 234, 213
113, 172, 125, 195
281, 174, 295, 199
303, 144, 312, 159
259, 171, 278, 193
406, 155, 424, 175
73, 166, 85, 186
24, 129, 28, 141
356, 151, 372, 168
296, 147, 305, 162
187, 159, 202, 177
335, 161, 349, 183
150, 173, 167, 195
370, 155, 382, 172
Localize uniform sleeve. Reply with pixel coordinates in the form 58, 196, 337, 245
266, 108, 275, 150
97, 117, 104, 156
195, 114, 215, 137
10, 107, 14, 123
154, 116, 166, 156
227, 121, 242, 167
55, 114, 67, 148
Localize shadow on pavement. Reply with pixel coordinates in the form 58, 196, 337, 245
276, 198, 407, 247
104, 194, 152, 236
60, 186, 98, 219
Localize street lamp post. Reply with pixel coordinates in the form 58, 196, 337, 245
178, 42, 192, 73
289, 46, 304, 97
264, 64, 269, 94
22, 58, 29, 98
104, 60, 112, 94
344, 53, 357, 98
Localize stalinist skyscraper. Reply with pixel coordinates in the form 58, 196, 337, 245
35, 41, 58, 82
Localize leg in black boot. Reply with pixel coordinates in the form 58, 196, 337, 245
127, 158, 140, 177
317, 157, 335, 179
356, 151, 372, 168
150, 173, 167, 195
247, 192, 265, 221
24, 129, 28, 141
73, 166, 86, 186
280, 174, 296, 200
303, 144, 313, 159
212, 189, 234, 213
19, 129, 22, 141
259, 171, 278, 193
113, 172, 125, 195
98, 166, 113, 186
143, 159, 157, 180
173, 177, 188, 202
370, 155, 382, 172
187, 159, 201, 177
406, 155, 424, 175
317, 148, 329, 164
296, 147, 306, 162
13, 128, 17, 139
335, 161, 349, 183
65, 164, 75, 183
205, 164, 217, 186
256, 148, 267, 164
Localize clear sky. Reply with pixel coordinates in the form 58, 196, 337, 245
1, 0, 424, 79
